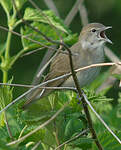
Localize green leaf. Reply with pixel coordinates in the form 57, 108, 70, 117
64, 118, 83, 139
83, 88, 113, 103
67, 138, 93, 150
23, 8, 71, 34
0, 0, 12, 17
21, 21, 77, 50
92, 130, 121, 150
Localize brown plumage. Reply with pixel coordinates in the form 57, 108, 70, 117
23, 23, 112, 109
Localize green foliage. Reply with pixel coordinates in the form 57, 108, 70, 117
24, 8, 71, 34
92, 130, 121, 150
67, 138, 93, 150
0, 0, 120, 149
21, 8, 78, 49
64, 118, 83, 139
21, 22, 77, 49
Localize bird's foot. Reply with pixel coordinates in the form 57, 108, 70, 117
76, 94, 83, 104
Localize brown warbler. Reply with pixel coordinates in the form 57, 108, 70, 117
23, 23, 112, 109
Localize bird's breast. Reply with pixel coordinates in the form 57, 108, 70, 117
62, 46, 104, 87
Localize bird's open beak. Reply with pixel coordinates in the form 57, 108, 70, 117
99, 26, 112, 44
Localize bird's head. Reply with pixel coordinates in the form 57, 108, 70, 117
79, 23, 112, 50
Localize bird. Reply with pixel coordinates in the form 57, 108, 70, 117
23, 23, 112, 109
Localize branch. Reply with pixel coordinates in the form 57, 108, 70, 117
82, 91, 121, 144
31, 140, 41, 150
58, 29, 103, 149
0, 62, 120, 114
0, 25, 58, 52
0, 83, 76, 90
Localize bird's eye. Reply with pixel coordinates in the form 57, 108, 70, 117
91, 29, 96, 32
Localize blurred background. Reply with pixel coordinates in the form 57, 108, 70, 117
0, 0, 121, 98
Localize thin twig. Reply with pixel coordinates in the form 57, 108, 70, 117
27, 0, 62, 87
18, 125, 27, 139
26, 46, 60, 99
0, 62, 120, 114
5, 113, 14, 140
7, 102, 69, 146
37, 47, 61, 78
32, 46, 57, 85
0, 83, 76, 90
28, 0, 63, 40
0, 62, 120, 89
0, 25, 57, 51
82, 91, 121, 144
53, 120, 60, 148
31, 140, 41, 150
21, 47, 45, 57
55, 128, 89, 150
0, 26, 70, 56
64, 33, 103, 150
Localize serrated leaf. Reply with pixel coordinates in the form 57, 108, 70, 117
83, 88, 113, 103
92, 130, 121, 150
21, 21, 77, 50
24, 8, 71, 34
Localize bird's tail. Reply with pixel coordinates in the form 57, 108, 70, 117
22, 88, 45, 110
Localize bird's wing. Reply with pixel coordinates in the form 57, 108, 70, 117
42, 42, 84, 96
22, 42, 83, 109
22, 52, 71, 109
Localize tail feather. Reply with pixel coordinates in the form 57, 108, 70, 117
22, 89, 45, 110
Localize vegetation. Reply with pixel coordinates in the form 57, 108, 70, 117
0, 0, 121, 149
